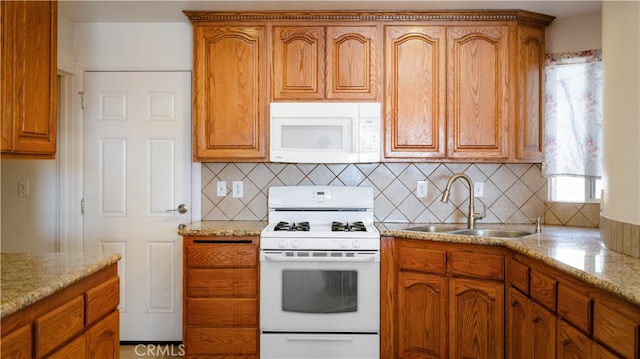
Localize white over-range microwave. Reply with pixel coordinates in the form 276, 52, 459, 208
270, 102, 381, 163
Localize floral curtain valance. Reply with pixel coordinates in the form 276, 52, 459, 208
543, 49, 603, 178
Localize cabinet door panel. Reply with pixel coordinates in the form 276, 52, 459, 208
86, 311, 120, 359
384, 25, 446, 159
326, 25, 379, 100
531, 301, 556, 359
557, 320, 591, 359
398, 272, 447, 358
449, 278, 504, 359
447, 26, 510, 160
517, 25, 545, 161
272, 26, 325, 100
1, 1, 57, 157
193, 25, 267, 161
507, 287, 530, 359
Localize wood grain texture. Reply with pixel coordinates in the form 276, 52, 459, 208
447, 25, 511, 160
516, 25, 545, 162
1, 0, 57, 159
86, 310, 119, 359
183, 236, 259, 358
530, 268, 558, 312
558, 283, 593, 334
85, 276, 120, 325
398, 271, 447, 358
326, 25, 380, 100
35, 295, 84, 357
0, 323, 32, 359
272, 26, 325, 100
449, 278, 504, 359
384, 25, 446, 159
192, 24, 267, 162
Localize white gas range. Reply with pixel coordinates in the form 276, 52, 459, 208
260, 185, 380, 359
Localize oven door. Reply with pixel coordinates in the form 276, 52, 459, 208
260, 250, 380, 332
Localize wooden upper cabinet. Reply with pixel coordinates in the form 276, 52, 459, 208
1, 0, 57, 159
191, 24, 268, 162
272, 26, 325, 100
447, 25, 511, 160
272, 24, 379, 101
325, 25, 379, 100
384, 26, 446, 159
517, 25, 545, 162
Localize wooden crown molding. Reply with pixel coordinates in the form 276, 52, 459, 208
183, 10, 555, 27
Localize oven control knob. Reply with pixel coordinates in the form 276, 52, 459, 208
278, 239, 288, 248
352, 240, 361, 249
291, 240, 301, 248
339, 240, 348, 249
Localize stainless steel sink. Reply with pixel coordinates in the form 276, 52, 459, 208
405, 225, 459, 233
447, 228, 532, 238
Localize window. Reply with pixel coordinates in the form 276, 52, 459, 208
543, 49, 603, 203
549, 176, 601, 203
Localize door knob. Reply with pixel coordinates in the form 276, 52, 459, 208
166, 204, 188, 214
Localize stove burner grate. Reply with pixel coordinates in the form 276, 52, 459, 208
274, 221, 310, 232
331, 221, 367, 232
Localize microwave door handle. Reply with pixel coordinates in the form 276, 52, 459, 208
263, 254, 377, 262
353, 117, 359, 153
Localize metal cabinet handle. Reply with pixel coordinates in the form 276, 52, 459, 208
166, 204, 188, 214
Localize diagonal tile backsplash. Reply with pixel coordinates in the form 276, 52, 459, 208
201, 162, 559, 225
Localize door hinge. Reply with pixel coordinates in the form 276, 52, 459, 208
78, 91, 85, 110
81, 198, 85, 215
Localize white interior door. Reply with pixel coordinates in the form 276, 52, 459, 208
83, 71, 191, 341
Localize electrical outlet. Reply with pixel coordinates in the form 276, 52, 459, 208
216, 181, 226, 197
473, 182, 484, 197
232, 181, 243, 198
18, 180, 30, 197
417, 181, 428, 198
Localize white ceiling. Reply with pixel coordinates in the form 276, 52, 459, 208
59, 0, 603, 23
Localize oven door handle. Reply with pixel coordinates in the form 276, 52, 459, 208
262, 254, 377, 262
285, 335, 354, 342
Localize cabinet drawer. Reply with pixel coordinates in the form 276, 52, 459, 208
187, 268, 257, 297
187, 243, 257, 268
186, 327, 257, 356
1, 323, 32, 359
450, 251, 504, 280
398, 246, 446, 274
35, 295, 85, 357
85, 276, 120, 325
530, 269, 557, 311
593, 297, 640, 358
48, 334, 86, 359
186, 298, 257, 326
557, 284, 592, 334
508, 259, 529, 294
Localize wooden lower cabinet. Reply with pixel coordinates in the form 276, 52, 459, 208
183, 236, 259, 358
0, 264, 119, 359
507, 255, 639, 359
391, 239, 506, 358
387, 238, 640, 359
449, 278, 504, 359
507, 287, 556, 359
397, 271, 447, 358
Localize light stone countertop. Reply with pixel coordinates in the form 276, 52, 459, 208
180, 220, 640, 307
1, 252, 122, 318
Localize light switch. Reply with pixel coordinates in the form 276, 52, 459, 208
18, 180, 30, 197
417, 181, 428, 198
473, 182, 484, 197
233, 181, 243, 198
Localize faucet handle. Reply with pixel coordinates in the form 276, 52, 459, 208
473, 200, 486, 220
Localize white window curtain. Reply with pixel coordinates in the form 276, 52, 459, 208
543, 49, 603, 178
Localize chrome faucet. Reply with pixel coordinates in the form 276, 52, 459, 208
441, 173, 485, 229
